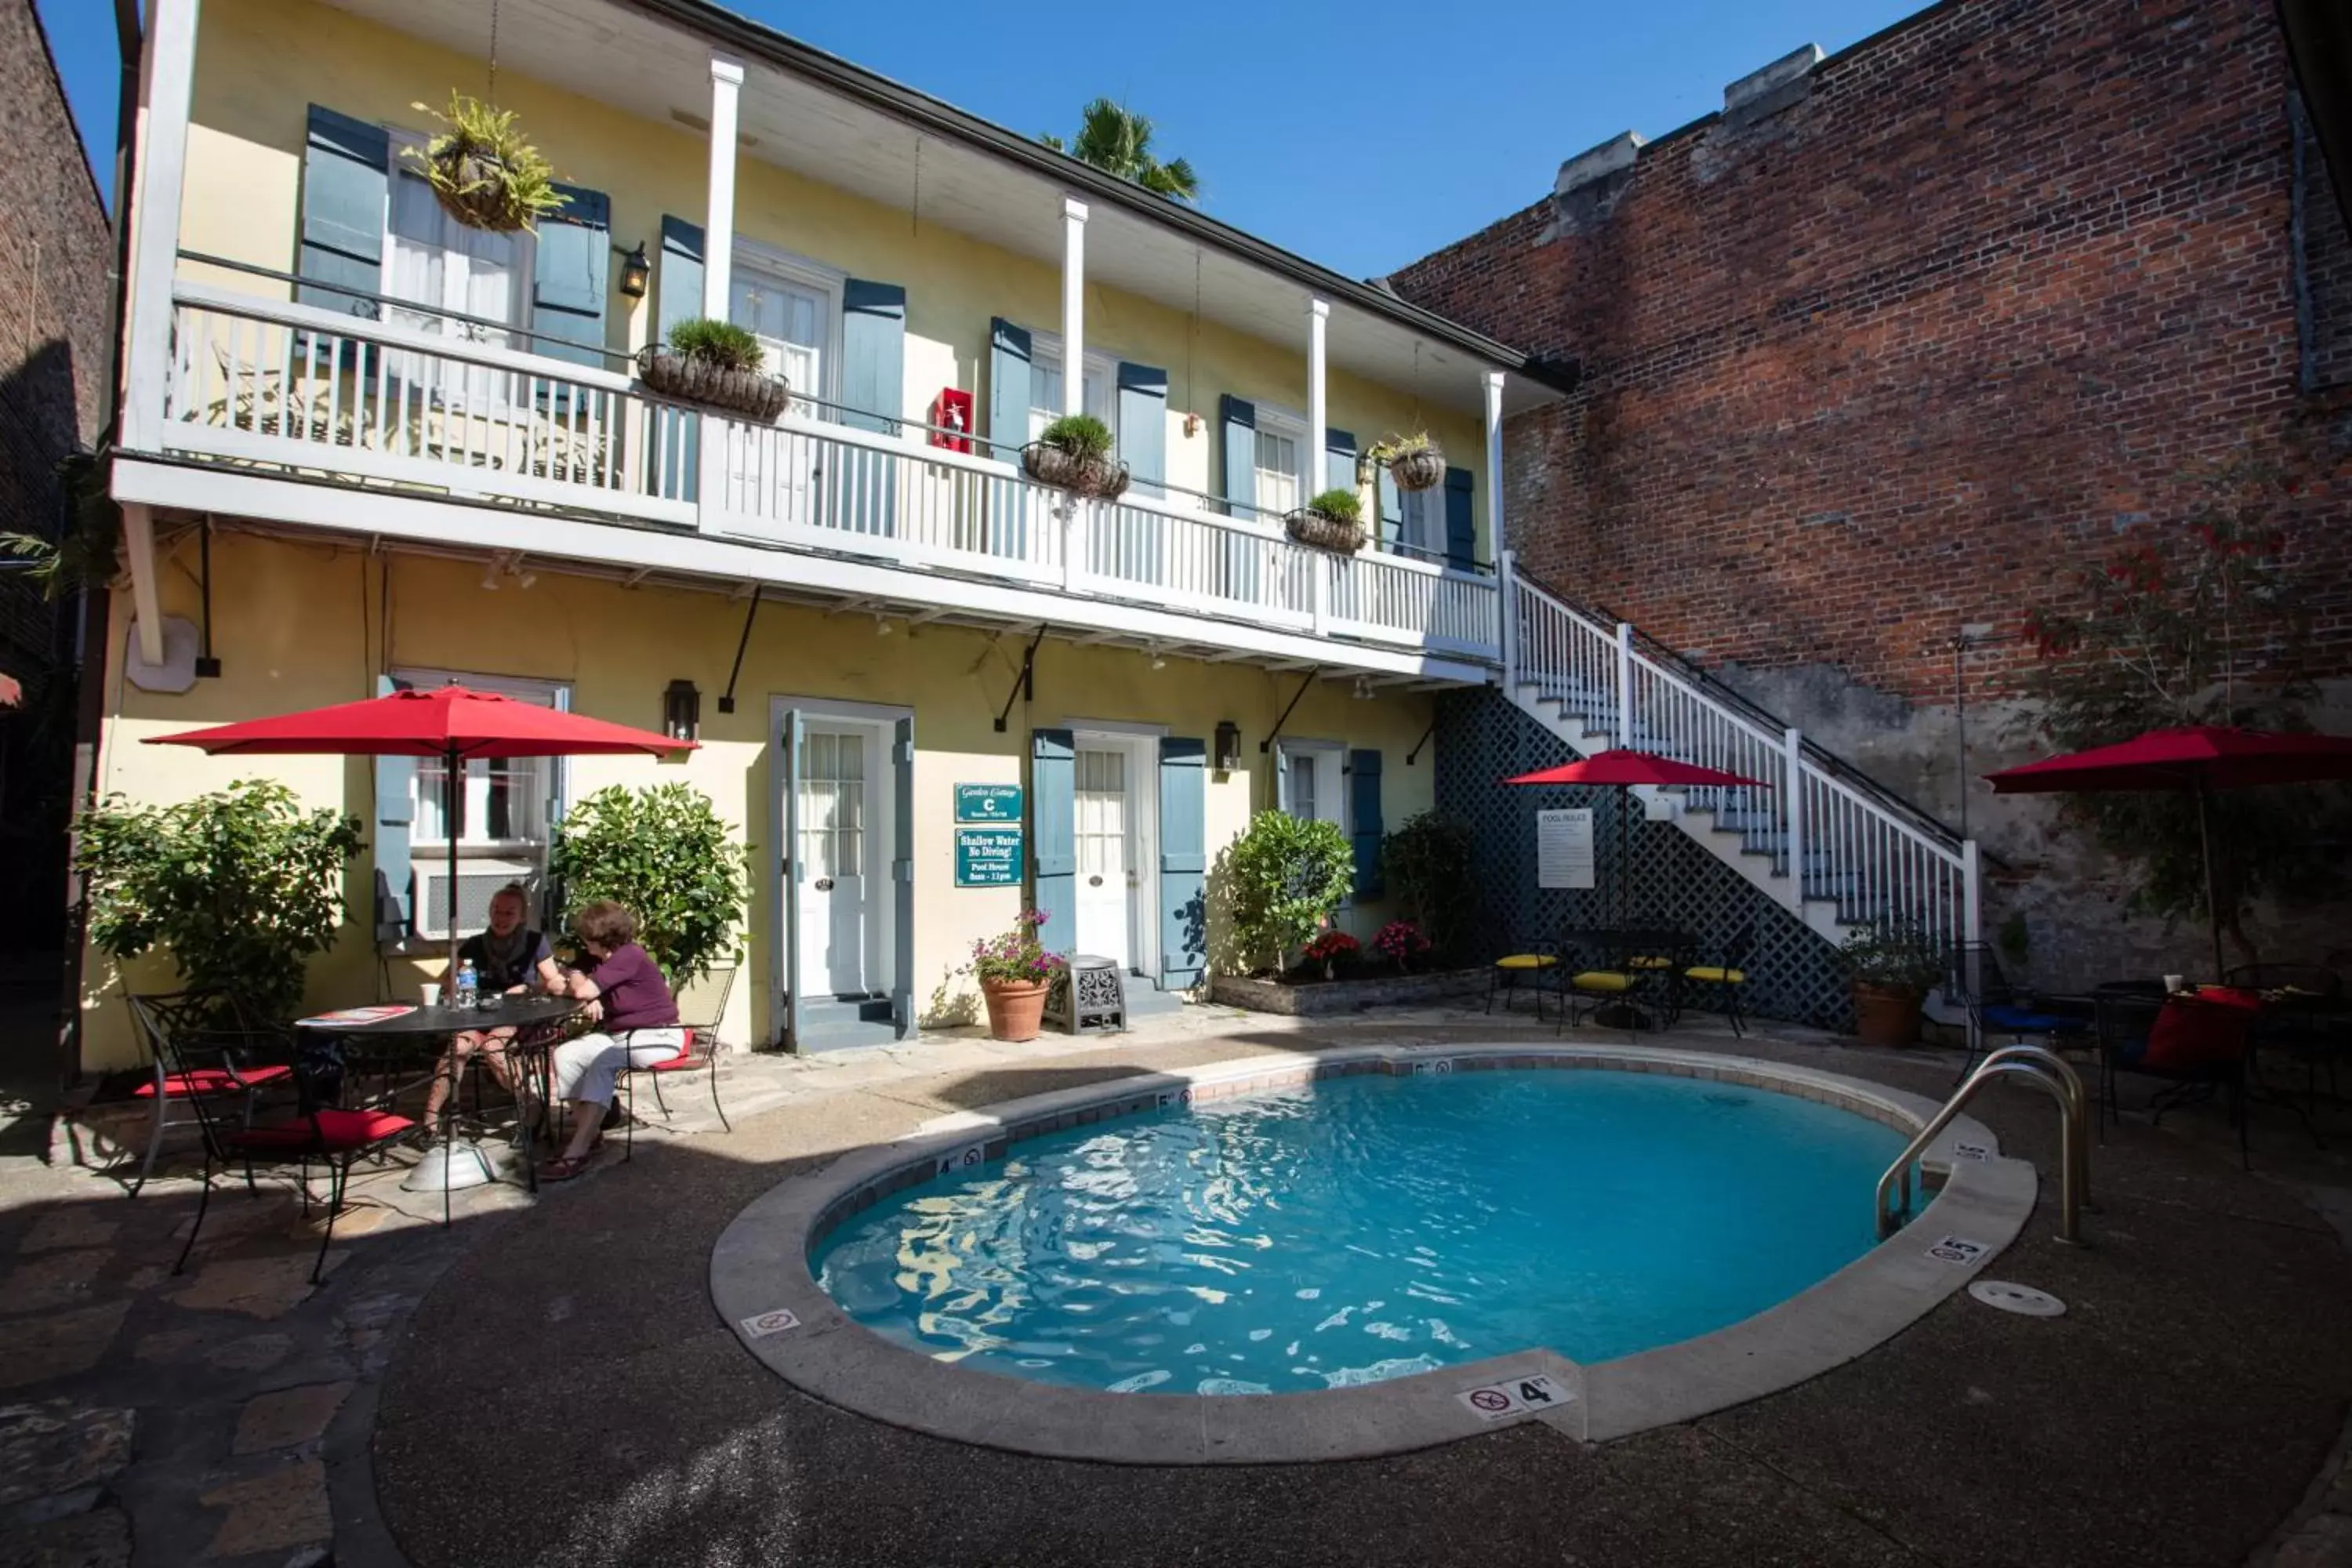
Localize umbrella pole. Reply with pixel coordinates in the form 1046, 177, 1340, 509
2196, 778, 2224, 982
446, 745, 462, 985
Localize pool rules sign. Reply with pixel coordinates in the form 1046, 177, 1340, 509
1536, 809, 1595, 890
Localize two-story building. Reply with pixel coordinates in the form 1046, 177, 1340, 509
89, 0, 1566, 1065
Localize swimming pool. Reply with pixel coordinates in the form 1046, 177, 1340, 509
813, 1067, 1911, 1395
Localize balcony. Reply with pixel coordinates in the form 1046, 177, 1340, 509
137, 278, 1504, 677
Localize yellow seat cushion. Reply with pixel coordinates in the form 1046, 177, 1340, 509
1494, 955, 1557, 971
1571, 971, 1633, 993
1628, 955, 1675, 970
1685, 966, 1747, 985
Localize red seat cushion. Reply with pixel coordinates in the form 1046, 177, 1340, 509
135, 1063, 295, 1098
2143, 989, 2260, 1071
646, 1031, 701, 1072
226, 1107, 415, 1153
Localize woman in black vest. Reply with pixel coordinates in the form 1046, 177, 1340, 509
422, 883, 564, 1134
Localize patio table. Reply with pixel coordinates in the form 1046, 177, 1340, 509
296, 995, 584, 1214
1559, 927, 1695, 1030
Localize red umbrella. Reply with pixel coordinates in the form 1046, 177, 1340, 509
149, 684, 692, 969
1986, 726, 2352, 978
1506, 750, 1771, 927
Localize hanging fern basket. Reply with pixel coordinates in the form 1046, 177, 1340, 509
428, 143, 528, 231
408, 93, 567, 235
1285, 506, 1367, 554
636, 347, 793, 422
1021, 442, 1131, 502
1388, 445, 1446, 493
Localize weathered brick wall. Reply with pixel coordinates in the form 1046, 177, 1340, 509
0, 0, 111, 684
1392, 0, 2352, 706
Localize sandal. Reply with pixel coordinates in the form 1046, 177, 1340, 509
538, 1152, 597, 1182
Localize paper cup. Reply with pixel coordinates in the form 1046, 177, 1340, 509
421, 982, 442, 1008
2162, 974, 2183, 995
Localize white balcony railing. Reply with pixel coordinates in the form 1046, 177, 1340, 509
159, 283, 1499, 665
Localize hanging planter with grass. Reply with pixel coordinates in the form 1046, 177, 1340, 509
636, 318, 792, 421
1021, 414, 1130, 501
405, 94, 568, 234
1286, 488, 1367, 554
1365, 432, 1446, 493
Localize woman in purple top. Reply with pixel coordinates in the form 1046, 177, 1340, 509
541, 901, 684, 1181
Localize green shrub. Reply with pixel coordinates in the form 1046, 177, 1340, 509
1037, 413, 1114, 460
1367, 431, 1434, 460
666, 318, 766, 374
1217, 810, 1354, 975
1381, 811, 1475, 960
1839, 920, 1947, 995
76, 780, 365, 1024
550, 783, 748, 985
1306, 488, 1363, 523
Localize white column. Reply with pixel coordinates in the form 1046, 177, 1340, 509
1782, 726, 1807, 914
696, 54, 744, 531
701, 55, 745, 321
1060, 198, 1088, 416
118, 0, 201, 464
1305, 298, 1329, 499
1483, 370, 1507, 565
120, 503, 165, 670
1497, 547, 1519, 686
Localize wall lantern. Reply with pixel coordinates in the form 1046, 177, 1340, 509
663, 679, 701, 742
617, 241, 652, 300
1214, 720, 1243, 773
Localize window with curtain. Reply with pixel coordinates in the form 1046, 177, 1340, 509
383, 140, 529, 406
401, 673, 565, 857
1399, 488, 1443, 559
729, 265, 827, 419
1253, 416, 1305, 519
1028, 342, 1114, 441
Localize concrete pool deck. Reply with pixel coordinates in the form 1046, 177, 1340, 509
5, 996, 2352, 1566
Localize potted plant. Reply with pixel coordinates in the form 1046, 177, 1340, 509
1365, 432, 1446, 493
1301, 928, 1360, 982
75, 780, 365, 1025
1373, 920, 1432, 975
967, 909, 1065, 1040
1022, 414, 1130, 501
405, 94, 567, 234
636, 318, 792, 422
1286, 488, 1367, 554
548, 783, 749, 987
1839, 920, 1947, 1047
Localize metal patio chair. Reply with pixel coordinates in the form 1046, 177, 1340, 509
616, 964, 742, 1161
122, 993, 298, 1198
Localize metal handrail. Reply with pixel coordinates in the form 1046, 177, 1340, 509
1874, 1044, 2086, 1244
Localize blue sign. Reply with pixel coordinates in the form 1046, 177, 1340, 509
954, 827, 1024, 887
956, 783, 1025, 822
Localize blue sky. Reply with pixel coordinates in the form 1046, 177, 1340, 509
37, 0, 1926, 277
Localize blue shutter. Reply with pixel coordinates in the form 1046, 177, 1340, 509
1031, 728, 1076, 957
1348, 750, 1385, 899
297, 105, 388, 318
1324, 428, 1356, 498
1218, 395, 1259, 604
1443, 466, 1476, 571
893, 717, 916, 1037
532, 185, 609, 373
650, 216, 703, 503
988, 318, 1033, 461
1158, 737, 1207, 989
840, 280, 906, 537
1117, 361, 1167, 497
372, 673, 414, 943
1377, 467, 1403, 556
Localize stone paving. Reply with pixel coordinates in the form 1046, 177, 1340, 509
3, 998, 2350, 1566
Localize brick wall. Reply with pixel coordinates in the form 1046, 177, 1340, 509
1392, 0, 2352, 706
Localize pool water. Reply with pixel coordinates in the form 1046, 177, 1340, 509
813, 1069, 1909, 1395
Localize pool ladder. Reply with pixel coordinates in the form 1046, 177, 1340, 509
1874, 1044, 2089, 1245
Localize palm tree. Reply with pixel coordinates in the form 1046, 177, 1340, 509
1040, 99, 1200, 205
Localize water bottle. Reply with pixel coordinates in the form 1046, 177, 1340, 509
455, 960, 478, 1011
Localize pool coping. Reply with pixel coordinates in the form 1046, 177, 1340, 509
708, 1043, 2036, 1464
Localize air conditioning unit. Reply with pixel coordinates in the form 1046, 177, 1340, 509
412, 858, 540, 942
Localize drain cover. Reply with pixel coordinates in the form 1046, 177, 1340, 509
1968, 1280, 2066, 1318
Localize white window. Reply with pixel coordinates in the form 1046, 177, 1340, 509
398, 670, 568, 858
1277, 740, 1345, 829
729, 256, 836, 419
1028, 334, 1116, 442
1251, 406, 1310, 520
383, 132, 531, 403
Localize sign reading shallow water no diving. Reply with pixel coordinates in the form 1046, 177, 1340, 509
955, 826, 1023, 887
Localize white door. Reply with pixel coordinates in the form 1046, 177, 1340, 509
795, 728, 869, 996
1073, 745, 1134, 970
728, 266, 826, 521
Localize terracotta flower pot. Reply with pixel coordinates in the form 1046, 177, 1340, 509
981, 977, 1051, 1041
1852, 981, 1926, 1047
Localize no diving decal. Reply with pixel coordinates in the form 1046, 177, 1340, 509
935, 1142, 986, 1177
739, 1308, 801, 1339
1411, 1058, 1455, 1076
1927, 1235, 1988, 1265
1456, 1374, 1570, 1422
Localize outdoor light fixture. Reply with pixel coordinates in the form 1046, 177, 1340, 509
663, 679, 701, 742
617, 242, 652, 300
1214, 720, 1242, 772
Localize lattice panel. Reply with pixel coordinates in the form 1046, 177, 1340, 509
1433, 690, 1856, 1032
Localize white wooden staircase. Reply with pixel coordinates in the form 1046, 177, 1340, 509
1498, 556, 1980, 956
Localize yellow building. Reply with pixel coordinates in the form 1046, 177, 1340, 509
92, 0, 1567, 1069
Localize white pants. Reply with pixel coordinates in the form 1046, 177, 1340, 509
550, 1028, 685, 1107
